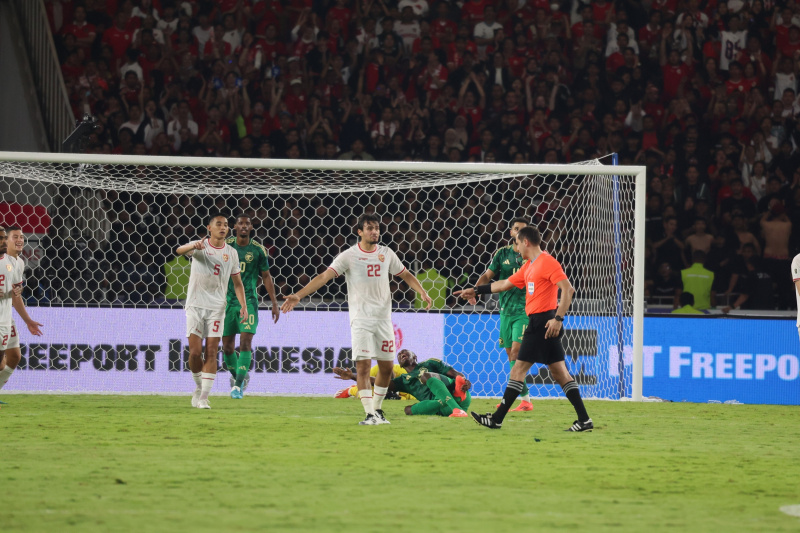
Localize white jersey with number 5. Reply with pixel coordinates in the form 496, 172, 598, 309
328, 244, 406, 322
185, 239, 241, 312
792, 253, 800, 326
0, 254, 22, 327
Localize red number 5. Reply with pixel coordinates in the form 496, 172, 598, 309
213, 264, 221, 276
381, 340, 394, 352
212, 320, 220, 333
367, 265, 381, 277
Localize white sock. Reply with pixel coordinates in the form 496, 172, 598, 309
520, 394, 530, 402
0, 366, 14, 390
192, 372, 202, 390
358, 389, 374, 415
373, 385, 388, 411
199, 372, 215, 400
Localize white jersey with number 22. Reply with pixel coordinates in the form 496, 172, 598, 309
329, 244, 406, 323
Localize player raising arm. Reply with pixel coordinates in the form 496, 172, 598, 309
456, 226, 593, 432
0, 226, 44, 400
222, 214, 279, 400
282, 213, 433, 425
176, 213, 248, 410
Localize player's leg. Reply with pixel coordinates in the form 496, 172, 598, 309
197, 335, 221, 408
352, 322, 379, 424
0, 322, 21, 394
419, 373, 463, 416
549, 361, 592, 431
405, 401, 445, 416
221, 303, 241, 386
370, 321, 395, 422
234, 331, 254, 392
507, 341, 533, 411
187, 334, 205, 407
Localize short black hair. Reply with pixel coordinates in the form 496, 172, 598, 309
235, 213, 252, 222
679, 292, 695, 307
510, 217, 529, 227
4, 226, 21, 233
516, 226, 541, 246
357, 213, 380, 231
207, 212, 228, 225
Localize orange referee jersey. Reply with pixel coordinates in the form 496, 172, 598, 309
507, 252, 568, 315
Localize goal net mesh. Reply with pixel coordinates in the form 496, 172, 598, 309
0, 156, 636, 399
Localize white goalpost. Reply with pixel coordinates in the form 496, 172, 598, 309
0, 151, 646, 400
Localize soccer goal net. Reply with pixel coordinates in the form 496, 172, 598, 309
0, 152, 645, 399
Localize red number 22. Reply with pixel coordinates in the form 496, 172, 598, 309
367, 265, 380, 277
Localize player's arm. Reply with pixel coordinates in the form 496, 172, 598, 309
261, 269, 280, 323
333, 367, 398, 391
545, 278, 576, 339
795, 279, 800, 299
11, 287, 43, 336
454, 278, 515, 300
445, 367, 472, 391
231, 274, 249, 323
396, 269, 433, 309
468, 268, 496, 304
281, 268, 337, 313
176, 239, 204, 256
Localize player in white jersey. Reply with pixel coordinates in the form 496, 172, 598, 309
791, 253, 800, 339
0, 226, 44, 400
719, 16, 746, 71
176, 213, 248, 409
281, 213, 433, 425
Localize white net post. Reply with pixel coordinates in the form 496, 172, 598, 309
0, 152, 645, 399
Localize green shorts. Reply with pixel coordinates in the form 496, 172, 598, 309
222, 300, 259, 337
499, 313, 527, 348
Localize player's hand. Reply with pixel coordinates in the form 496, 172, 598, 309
271, 303, 280, 323
420, 290, 432, 310
544, 319, 562, 339
239, 306, 249, 324
332, 367, 354, 381
454, 288, 476, 301
467, 296, 477, 305
460, 378, 472, 392
25, 320, 44, 336
12, 285, 23, 298
281, 294, 300, 313
193, 240, 205, 250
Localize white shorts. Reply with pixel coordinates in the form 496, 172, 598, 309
185, 307, 224, 339
6, 319, 19, 350
351, 320, 396, 361
0, 324, 12, 351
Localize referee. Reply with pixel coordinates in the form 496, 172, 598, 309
455, 226, 593, 432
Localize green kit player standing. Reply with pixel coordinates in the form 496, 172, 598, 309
222, 214, 280, 399
470, 217, 533, 412
333, 349, 472, 417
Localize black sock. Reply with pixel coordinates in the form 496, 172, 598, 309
562, 380, 589, 422
492, 379, 524, 423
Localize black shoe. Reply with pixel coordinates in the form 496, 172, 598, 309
375, 409, 390, 425
359, 414, 380, 425
471, 411, 502, 429
566, 418, 593, 432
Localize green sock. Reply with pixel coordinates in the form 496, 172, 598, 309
235, 351, 252, 388
410, 400, 445, 416
425, 376, 462, 415
224, 352, 238, 379
510, 361, 530, 398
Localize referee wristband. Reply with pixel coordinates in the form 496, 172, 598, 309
475, 284, 492, 295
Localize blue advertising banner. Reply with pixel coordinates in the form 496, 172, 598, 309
443, 315, 800, 405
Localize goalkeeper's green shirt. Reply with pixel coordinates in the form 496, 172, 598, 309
487, 245, 527, 316
391, 359, 455, 401
225, 237, 270, 305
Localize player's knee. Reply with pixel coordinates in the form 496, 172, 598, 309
404, 405, 413, 416
240, 340, 252, 352
5, 351, 21, 367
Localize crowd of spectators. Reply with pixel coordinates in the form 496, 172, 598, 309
42, 0, 800, 311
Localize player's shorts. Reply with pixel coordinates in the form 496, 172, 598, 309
0, 324, 12, 351
185, 306, 225, 339
223, 300, 258, 337
517, 310, 565, 366
351, 319, 396, 361
498, 313, 528, 348
4, 319, 20, 350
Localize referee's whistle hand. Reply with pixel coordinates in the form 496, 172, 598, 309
544, 320, 561, 339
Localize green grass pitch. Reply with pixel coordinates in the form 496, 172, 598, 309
2, 395, 799, 532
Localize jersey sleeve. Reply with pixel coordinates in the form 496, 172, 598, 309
184, 240, 203, 260
258, 246, 270, 272
487, 249, 503, 274
546, 256, 568, 285
328, 250, 350, 276
429, 358, 454, 375
391, 375, 407, 394
506, 262, 527, 289
792, 255, 800, 281
387, 248, 406, 276
230, 249, 241, 276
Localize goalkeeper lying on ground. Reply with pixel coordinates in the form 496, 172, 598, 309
333, 364, 416, 401
333, 349, 472, 417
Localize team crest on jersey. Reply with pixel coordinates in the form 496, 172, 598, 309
245, 252, 254, 262
393, 323, 403, 350
223, 254, 229, 262
5, 264, 11, 272
378, 254, 385, 262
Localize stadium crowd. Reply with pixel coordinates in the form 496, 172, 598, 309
39, 0, 800, 311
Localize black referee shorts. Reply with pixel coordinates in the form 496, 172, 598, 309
516, 309, 566, 366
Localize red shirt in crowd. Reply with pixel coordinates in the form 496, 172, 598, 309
102, 25, 134, 59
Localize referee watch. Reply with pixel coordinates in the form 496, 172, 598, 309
554, 315, 564, 322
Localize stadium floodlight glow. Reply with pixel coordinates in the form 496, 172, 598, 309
0, 152, 645, 400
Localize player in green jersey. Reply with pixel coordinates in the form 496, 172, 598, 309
333, 349, 472, 417
469, 217, 534, 412
222, 214, 279, 399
